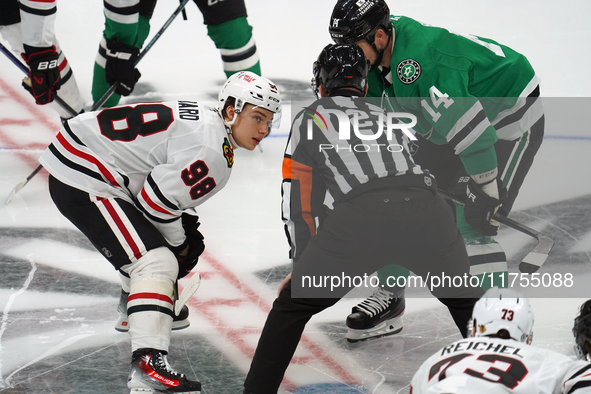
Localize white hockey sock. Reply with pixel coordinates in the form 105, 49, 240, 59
122, 247, 178, 352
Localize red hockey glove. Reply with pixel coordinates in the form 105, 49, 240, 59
22, 46, 61, 105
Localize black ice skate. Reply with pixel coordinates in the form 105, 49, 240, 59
115, 289, 190, 332
128, 349, 202, 393
345, 287, 405, 343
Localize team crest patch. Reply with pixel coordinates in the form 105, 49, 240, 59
397, 59, 421, 84
222, 138, 234, 168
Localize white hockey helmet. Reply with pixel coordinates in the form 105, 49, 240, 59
469, 287, 534, 344
218, 71, 282, 130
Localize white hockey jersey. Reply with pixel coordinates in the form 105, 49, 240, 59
410, 337, 591, 394
40, 100, 235, 246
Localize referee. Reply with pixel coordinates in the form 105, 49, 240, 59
243, 43, 484, 394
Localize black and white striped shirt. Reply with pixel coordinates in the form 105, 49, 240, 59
282, 94, 425, 260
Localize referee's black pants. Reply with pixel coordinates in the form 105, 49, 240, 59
244, 185, 484, 393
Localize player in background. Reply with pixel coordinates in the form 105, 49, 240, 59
0, 0, 84, 121
92, 0, 261, 108
242, 43, 483, 394
411, 288, 591, 394
39, 71, 281, 393
573, 299, 591, 362
329, 0, 545, 342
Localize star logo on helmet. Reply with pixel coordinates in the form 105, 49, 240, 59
396, 59, 421, 84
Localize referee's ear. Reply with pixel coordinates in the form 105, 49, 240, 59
319, 85, 326, 98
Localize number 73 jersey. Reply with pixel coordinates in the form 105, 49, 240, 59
39, 101, 235, 246
410, 337, 591, 394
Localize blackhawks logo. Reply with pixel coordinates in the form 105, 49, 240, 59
397, 59, 421, 84
222, 138, 234, 168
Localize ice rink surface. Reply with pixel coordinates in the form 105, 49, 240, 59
1, 0, 590, 393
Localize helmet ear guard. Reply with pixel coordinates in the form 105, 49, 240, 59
469, 287, 534, 344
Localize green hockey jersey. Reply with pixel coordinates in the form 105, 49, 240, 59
368, 16, 542, 175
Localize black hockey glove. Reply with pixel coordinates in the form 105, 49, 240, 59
22, 46, 61, 105
172, 213, 205, 279
464, 177, 502, 236
105, 38, 141, 96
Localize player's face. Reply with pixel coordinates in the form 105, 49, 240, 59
355, 29, 391, 69
355, 39, 379, 68
231, 104, 273, 150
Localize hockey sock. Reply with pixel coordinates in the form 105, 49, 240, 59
123, 247, 178, 352
48, 45, 84, 118
128, 277, 174, 352
457, 205, 508, 290
207, 16, 261, 77
376, 264, 410, 290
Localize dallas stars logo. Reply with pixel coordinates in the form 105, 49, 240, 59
397, 59, 421, 84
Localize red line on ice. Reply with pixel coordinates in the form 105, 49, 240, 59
182, 251, 359, 391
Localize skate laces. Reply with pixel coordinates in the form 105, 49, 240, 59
153, 352, 185, 379
355, 288, 394, 317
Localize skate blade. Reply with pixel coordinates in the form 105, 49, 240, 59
115, 318, 190, 332
346, 315, 403, 343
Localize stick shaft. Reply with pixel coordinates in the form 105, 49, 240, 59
438, 190, 554, 272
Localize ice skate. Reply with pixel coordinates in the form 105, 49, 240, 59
128, 348, 202, 393
346, 287, 405, 343
115, 289, 190, 332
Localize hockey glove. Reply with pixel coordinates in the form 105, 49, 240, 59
22, 46, 61, 105
105, 38, 141, 96
172, 213, 205, 279
464, 174, 502, 236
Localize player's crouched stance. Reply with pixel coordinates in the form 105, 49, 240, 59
38, 71, 281, 393
410, 288, 591, 394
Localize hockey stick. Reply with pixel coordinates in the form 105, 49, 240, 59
4, 165, 42, 205
1, 41, 79, 205
92, 0, 191, 110
4, 0, 191, 205
439, 191, 554, 273
175, 272, 201, 316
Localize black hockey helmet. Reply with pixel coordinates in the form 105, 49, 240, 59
312, 43, 369, 98
573, 300, 591, 360
329, 0, 392, 45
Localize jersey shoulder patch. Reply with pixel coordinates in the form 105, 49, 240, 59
397, 59, 421, 84
222, 138, 234, 168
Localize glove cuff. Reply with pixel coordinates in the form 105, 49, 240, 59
105, 38, 140, 59
23, 45, 58, 64
470, 168, 498, 185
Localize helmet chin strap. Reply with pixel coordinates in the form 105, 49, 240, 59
222, 108, 239, 127
217, 109, 240, 148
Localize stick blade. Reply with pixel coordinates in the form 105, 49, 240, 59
5, 181, 25, 205
519, 253, 547, 273
518, 235, 554, 273
175, 273, 201, 316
